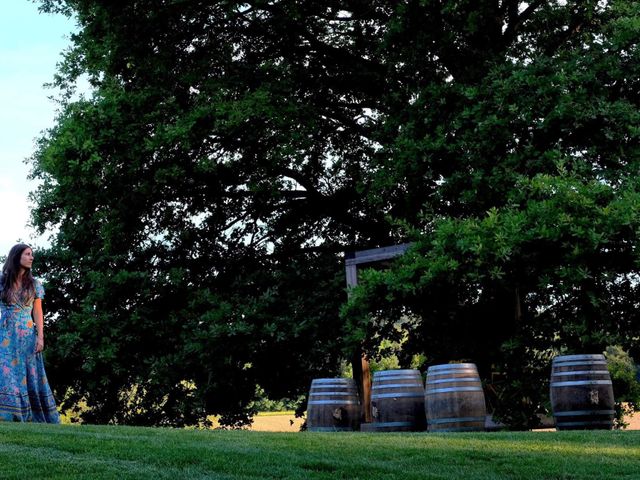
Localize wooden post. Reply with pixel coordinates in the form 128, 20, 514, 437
345, 263, 371, 422
360, 353, 371, 423
344, 243, 412, 424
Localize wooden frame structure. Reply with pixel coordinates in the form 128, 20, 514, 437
344, 243, 413, 422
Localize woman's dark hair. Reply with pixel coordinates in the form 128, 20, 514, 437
1, 243, 35, 305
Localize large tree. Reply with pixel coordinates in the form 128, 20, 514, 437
31, 0, 640, 426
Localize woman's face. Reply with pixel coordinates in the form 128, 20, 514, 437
20, 248, 34, 270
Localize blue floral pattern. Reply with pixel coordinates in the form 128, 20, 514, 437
0, 279, 60, 422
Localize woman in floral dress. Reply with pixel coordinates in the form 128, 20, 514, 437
0, 243, 59, 422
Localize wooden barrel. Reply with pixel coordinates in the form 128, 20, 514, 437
550, 354, 614, 430
306, 378, 360, 432
370, 369, 426, 432
425, 363, 486, 432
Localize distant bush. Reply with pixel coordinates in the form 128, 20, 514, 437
605, 345, 640, 429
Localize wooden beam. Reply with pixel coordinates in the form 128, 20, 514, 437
344, 242, 413, 425
345, 243, 413, 266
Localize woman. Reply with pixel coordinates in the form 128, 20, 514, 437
0, 243, 59, 422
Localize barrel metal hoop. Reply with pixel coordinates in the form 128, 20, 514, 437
550, 380, 612, 387
373, 370, 421, 377
427, 371, 478, 377
556, 420, 613, 427
427, 374, 478, 381
372, 383, 423, 390
312, 385, 357, 388
427, 369, 478, 375
311, 379, 354, 384
426, 386, 484, 394
553, 410, 615, 417
310, 388, 355, 392
311, 386, 356, 391
309, 392, 357, 397
371, 392, 424, 399
307, 400, 359, 405
553, 354, 605, 362
372, 376, 422, 381
426, 378, 481, 385
551, 370, 610, 377
370, 421, 414, 427
428, 416, 486, 425
551, 361, 607, 368
310, 391, 357, 396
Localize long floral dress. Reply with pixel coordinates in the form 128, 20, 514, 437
0, 279, 60, 422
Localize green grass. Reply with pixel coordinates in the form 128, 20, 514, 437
0, 423, 639, 479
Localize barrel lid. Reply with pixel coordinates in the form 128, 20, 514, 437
552, 354, 605, 363
427, 363, 477, 372
373, 369, 421, 377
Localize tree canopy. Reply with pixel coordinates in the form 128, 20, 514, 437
31, 0, 640, 427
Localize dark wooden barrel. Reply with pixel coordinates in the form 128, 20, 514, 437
306, 378, 360, 432
550, 354, 614, 430
425, 363, 486, 432
370, 369, 426, 432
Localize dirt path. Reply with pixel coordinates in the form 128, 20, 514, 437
250, 413, 304, 432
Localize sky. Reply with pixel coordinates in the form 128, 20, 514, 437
0, 2, 76, 257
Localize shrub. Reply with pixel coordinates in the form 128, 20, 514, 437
605, 345, 640, 429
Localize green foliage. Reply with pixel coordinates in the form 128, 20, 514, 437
249, 386, 305, 413
30, 0, 640, 427
346, 173, 640, 427
606, 345, 640, 429
340, 0, 640, 422
369, 335, 428, 374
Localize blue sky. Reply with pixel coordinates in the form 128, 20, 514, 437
0, 2, 76, 256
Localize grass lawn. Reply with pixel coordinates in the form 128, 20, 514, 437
0, 423, 638, 479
